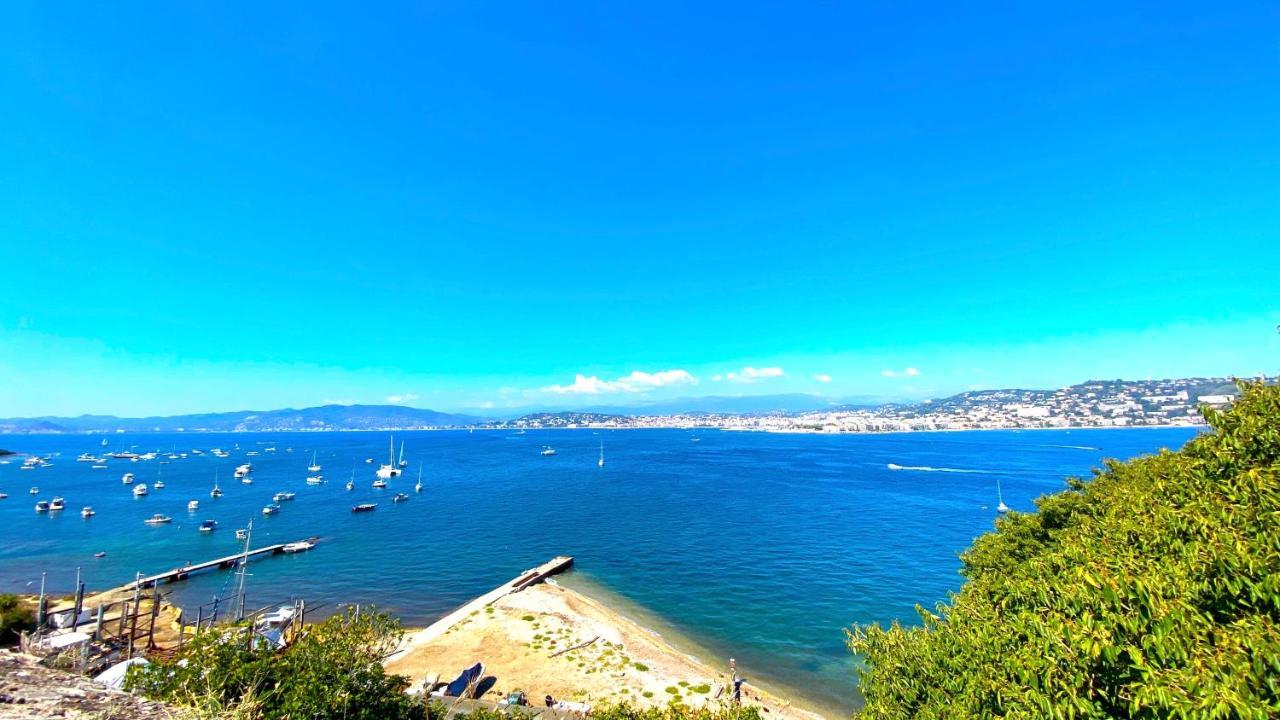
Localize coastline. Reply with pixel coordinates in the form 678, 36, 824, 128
386, 578, 828, 720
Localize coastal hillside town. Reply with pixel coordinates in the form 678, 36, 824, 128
495, 377, 1250, 433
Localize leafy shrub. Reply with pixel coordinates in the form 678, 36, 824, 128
0, 594, 35, 645
129, 605, 422, 720
849, 381, 1280, 718
438, 703, 761, 720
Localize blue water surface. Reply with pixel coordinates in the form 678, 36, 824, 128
0, 427, 1198, 714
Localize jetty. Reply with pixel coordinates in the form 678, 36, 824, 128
47, 540, 311, 616
387, 555, 573, 663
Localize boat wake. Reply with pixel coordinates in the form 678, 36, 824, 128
1042, 444, 1100, 451
886, 463, 985, 473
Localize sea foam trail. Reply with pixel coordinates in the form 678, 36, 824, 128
886, 463, 986, 473
1042, 444, 1100, 451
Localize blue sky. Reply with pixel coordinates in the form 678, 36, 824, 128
1, 2, 1277, 416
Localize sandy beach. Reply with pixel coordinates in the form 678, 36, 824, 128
386, 580, 826, 720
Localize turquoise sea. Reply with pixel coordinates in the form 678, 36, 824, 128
0, 427, 1198, 715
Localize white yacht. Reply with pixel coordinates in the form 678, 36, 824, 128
210, 471, 223, 497
122, 473, 135, 485
234, 463, 253, 479
305, 475, 325, 485
540, 446, 557, 456
143, 513, 171, 525
133, 483, 149, 497
187, 500, 200, 511
49, 496, 65, 511
81, 506, 95, 518
375, 435, 401, 479
307, 451, 321, 473
282, 540, 315, 553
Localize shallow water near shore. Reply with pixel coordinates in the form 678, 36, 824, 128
0, 427, 1198, 714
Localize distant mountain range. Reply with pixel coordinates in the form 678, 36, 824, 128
0, 405, 482, 434
0, 378, 1251, 434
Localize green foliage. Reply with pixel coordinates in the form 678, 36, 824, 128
0, 594, 35, 644
128, 606, 423, 720
849, 381, 1280, 719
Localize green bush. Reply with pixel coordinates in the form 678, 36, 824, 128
849, 381, 1280, 718
128, 605, 422, 720
0, 594, 35, 645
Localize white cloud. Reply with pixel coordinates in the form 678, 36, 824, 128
723, 366, 786, 383
386, 393, 420, 403
711, 374, 724, 382
540, 369, 696, 395
881, 367, 920, 378
813, 373, 832, 383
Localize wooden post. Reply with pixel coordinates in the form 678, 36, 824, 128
146, 589, 160, 650
128, 599, 140, 657
196, 606, 203, 633
93, 604, 104, 641
118, 600, 129, 637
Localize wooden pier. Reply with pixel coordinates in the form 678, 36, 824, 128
47, 541, 310, 616
133, 543, 291, 588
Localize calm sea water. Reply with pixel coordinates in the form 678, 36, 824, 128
0, 427, 1197, 715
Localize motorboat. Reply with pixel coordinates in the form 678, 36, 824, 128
199, 520, 217, 532
153, 479, 165, 489
540, 446, 557, 456
76, 453, 98, 463
93, 551, 107, 558
262, 503, 281, 516
29, 487, 38, 495
234, 463, 253, 479
121, 473, 134, 485
392, 492, 409, 503
187, 500, 200, 511
351, 503, 376, 513
133, 483, 148, 497
143, 513, 172, 525
235, 528, 248, 540
35, 500, 50, 513
273, 492, 296, 502
282, 540, 315, 553
49, 496, 65, 511
305, 475, 325, 485
372, 479, 387, 489
81, 506, 95, 518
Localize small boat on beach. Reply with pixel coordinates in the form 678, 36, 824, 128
351, 503, 376, 513
133, 483, 148, 497
144, 513, 172, 525
199, 519, 218, 532
81, 506, 95, 518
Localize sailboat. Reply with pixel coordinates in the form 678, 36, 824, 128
598, 440, 604, 468
346, 463, 355, 491
376, 435, 401, 479
415, 465, 423, 493
397, 441, 407, 468
210, 470, 223, 498
996, 478, 1010, 514
307, 451, 321, 473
